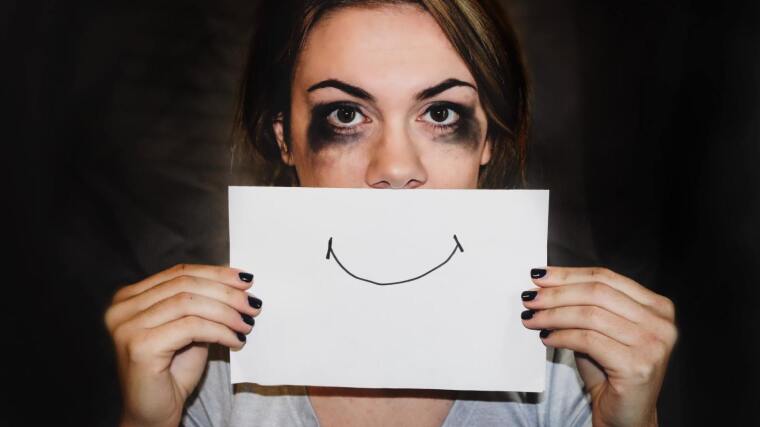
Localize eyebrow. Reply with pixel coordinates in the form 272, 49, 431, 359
414, 78, 477, 101
306, 78, 477, 102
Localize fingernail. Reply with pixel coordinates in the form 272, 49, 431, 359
239, 272, 254, 283
531, 268, 547, 279
521, 290, 537, 301
236, 332, 247, 342
241, 313, 255, 326
521, 309, 535, 320
248, 296, 263, 309
540, 329, 552, 338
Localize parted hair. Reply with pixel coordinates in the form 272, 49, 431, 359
235, 0, 530, 188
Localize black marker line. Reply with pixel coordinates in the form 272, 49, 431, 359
325, 235, 464, 286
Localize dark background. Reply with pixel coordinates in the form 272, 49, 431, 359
6, 0, 759, 425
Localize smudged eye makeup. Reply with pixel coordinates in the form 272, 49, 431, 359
307, 102, 369, 151
417, 101, 477, 142
306, 100, 481, 151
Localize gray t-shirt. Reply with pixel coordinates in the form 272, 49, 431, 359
181, 346, 592, 426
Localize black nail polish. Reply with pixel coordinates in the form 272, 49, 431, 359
521, 309, 535, 320
236, 332, 247, 342
540, 329, 552, 338
241, 313, 255, 326
531, 268, 547, 279
239, 272, 254, 283
521, 290, 537, 301
248, 296, 263, 309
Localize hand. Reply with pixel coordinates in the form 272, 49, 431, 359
104, 264, 262, 427
520, 267, 677, 427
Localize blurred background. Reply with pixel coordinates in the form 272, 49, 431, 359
6, 0, 759, 425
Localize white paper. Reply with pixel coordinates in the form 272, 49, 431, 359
229, 186, 548, 392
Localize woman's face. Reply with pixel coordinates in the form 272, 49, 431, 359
273, 4, 492, 189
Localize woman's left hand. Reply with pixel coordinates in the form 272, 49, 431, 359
521, 266, 677, 427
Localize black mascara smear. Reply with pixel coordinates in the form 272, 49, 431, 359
307, 102, 362, 152
307, 102, 481, 151
431, 103, 481, 149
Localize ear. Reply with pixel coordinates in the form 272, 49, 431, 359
273, 113, 295, 166
479, 136, 493, 166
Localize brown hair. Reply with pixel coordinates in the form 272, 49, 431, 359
235, 0, 530, 188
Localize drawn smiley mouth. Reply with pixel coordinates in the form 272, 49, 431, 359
325, 235, 464, 286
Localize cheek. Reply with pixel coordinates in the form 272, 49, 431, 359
408, 123, 485, 189
420, 147, 482, 189
295, 145, 372, 188
289, 107, 372, 188
430, 116, 482, 149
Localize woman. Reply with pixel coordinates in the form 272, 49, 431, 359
105, 1, 678, 426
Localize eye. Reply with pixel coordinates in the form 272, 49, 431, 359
421, 105, 460, 126
326, 106, 366, 128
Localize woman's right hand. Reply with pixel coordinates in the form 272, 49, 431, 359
104, 264, 262, 427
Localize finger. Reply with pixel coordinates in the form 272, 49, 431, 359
523, 282, 654, 325
531, 267, 674, 320
113, 264, 254, 303
539, 328, 632, 377
109, 276, 262, 328
127, 292, 254, 335
522, 305, 642, 346
127, 316, 246, 366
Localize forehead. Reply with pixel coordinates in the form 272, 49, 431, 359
294, 4, 475, 98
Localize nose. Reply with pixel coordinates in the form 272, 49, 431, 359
365, 129, 428, 189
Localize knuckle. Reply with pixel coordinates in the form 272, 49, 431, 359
581, 306, 600, 326
174, 274, 198, 288
537, 287, 554, 304
103, 304, 128, 335
173, 291, 196, 309
125, 333, 151, 363
225, 288, 244, 305
639, 330, 659, 347
172, 263, 198, 276
630, 361, 656, 382
591, 267, 614, 281
651, 339, 670, 361
177, 291, 195, 303
535, 307, 551, 322
179, 315, 203, 330
658, 322, 679, 347
656, 296, 676, 320
104, 306, 119, 332
210, 265, 227, 277
578, 329, 594, 346
111, 323, 130, 344
588, 282, 609, 300
111, 285, 132, 304
639, 332, 670, 362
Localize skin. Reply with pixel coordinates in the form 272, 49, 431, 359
106, 4, 677, 427
273, 5, 492, 189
